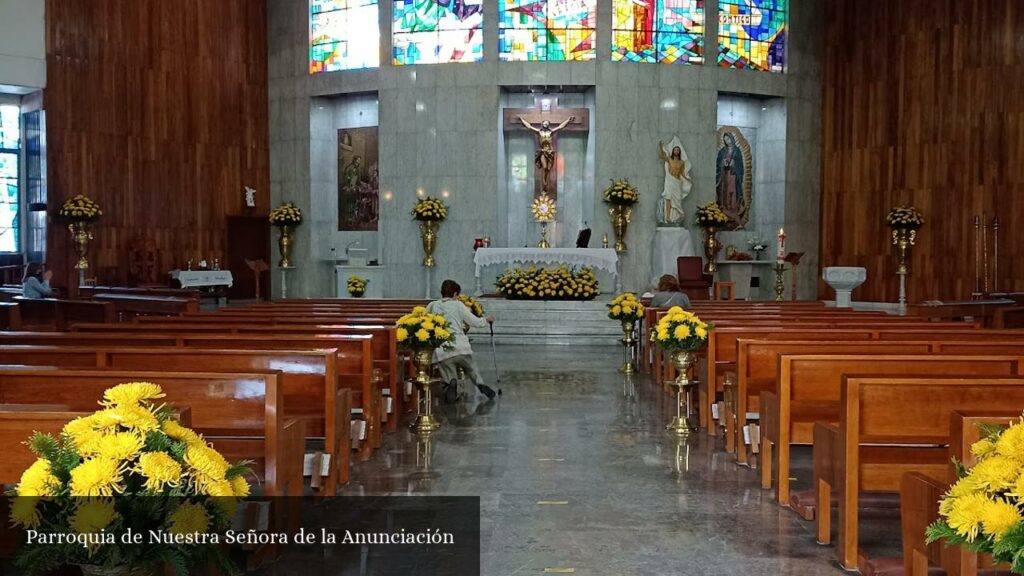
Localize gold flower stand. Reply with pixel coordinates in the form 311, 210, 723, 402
410, 349, 441, 433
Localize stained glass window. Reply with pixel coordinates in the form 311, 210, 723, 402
393, 0, 483, 65
0, 105, 19, 253
310, 0, 380, 73
718, 0, 786, 72
612, 0, 703, 64
499, 0, 597, 61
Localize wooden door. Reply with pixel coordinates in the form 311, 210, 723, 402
225, 216, 270, 301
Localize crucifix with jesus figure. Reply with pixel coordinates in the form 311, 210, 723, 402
503, 97, 590, 201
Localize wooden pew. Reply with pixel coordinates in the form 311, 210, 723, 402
79, 285, 202, 300
813, 376, 1024, 571
70, 323, 405, 432
729, 339, 934, 461
0, 369, 305, 497
0, 302, 20, 330
993, 306, 1024, 329
93, 293, 199, 318
55, 299, 116, 331
758, 354, 1024, 507
0, 346, 353, 494
901, 411, 1019, 576
729, 337, 1024, 461
699, 323, 988, 430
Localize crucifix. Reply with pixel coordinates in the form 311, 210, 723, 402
503, 96, 590, 200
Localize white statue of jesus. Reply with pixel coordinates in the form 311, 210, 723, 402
657, 136, 693, 227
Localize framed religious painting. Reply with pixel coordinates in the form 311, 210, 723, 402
338, 127, 379, 231
715, 126, 753, 230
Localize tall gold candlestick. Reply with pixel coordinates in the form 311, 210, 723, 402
773, 263, 786, 301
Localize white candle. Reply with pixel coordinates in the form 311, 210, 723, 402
777, 228, 786, 263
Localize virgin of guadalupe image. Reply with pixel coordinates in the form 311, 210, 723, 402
715, 129, 751, 229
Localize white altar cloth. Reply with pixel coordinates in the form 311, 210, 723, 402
473, 248, 620, 295
169, 269, 234, 289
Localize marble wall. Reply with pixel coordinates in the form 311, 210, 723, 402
268, 0, 823, 299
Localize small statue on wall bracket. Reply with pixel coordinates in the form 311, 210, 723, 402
243, 186, 257, 210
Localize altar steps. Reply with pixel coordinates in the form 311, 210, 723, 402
467, 298, 622, 346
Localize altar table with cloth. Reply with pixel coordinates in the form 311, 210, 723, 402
473, 248, 620, 296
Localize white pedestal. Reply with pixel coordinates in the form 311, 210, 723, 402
822, 267, 867, 308
651, 227, 697, 286
335, 265, 386, 298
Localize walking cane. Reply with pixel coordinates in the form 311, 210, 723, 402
489, 321, 502, 393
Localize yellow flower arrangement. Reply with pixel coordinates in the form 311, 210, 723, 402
347, 275, 368, 297
695, 202, 729, 228
412, 196, 448, 222
886, 205, 924, 230
650, 306, 710, 352
607, 292, 645, 322
269, 201, 303, 226
928, 416, 1024, 572
602, 179, 640, 206
9, 382, 251, 575
457, 294, 485, 317
394, 306, 456, 351
495, 266, 599, 301
58, 194, 103, 223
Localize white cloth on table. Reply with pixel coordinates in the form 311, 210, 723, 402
650, 228, 697, 287
473, 248, 619, 277
169, 270, 234, 288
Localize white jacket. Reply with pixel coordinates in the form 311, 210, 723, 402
426, 298, 489, 362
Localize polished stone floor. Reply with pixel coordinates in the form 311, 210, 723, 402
340, 345, 894, 575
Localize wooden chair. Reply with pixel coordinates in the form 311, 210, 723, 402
677, 256, 712, 301
713, 281, 735, 301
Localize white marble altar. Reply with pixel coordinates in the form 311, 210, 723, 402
473, 247, 619, 295
715, 260, 776, 300
822, 266, 867, 308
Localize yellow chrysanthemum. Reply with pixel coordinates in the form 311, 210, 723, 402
674, 325, 692, 339
422, 320, 435, 330
70, 499, 118, 535
396, 327, 409, 342
162, 419, 204, 447
96, 432, 145, 462
415, 329, 430, 342
412, 306, 426, 314
10, 496, 41, 528
971, 438, 998, 459
184, 444, 230, 492
434, 328, 450, 339
207, 480, 235, 498
70, 458, 125, 497
940, 478, 977, 516
995, 423, 1024, 461
167, 502, 210, 536
136, 452, 183, 491
695, 326, 708, 339
611, 305, 622, 316
657, 328, 670, 341
967, 455, 1020, 491
101, 382, 165, 408
946, 492, 991, 540
104, 404, 159, 432
982, 498, 1022, 540
230, 475, 251, 498
17, 459, 59, 497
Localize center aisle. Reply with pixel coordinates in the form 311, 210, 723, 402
341, 345, 848, 575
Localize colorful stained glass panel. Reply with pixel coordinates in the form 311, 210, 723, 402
717, 0, 786, 72
499, 0, 597, 61
310, 0, 380, 73
612, 0, 704, 64
393, 0, 483, 65
0, 104, 17, 252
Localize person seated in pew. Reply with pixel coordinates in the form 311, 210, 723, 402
21, 262, 56, 299
650, 274, 691, 308
427, 279, 497, 402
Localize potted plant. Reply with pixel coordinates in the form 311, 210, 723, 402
269, 201, 303, 268
411, 197, 448, 268
602, 179, 639, 253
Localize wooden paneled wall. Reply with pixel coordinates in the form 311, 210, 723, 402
44, 0, 269, 289
820, 0, 1024, 302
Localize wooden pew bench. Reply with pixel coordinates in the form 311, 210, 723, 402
900, 411, 1018, 576
93, 293, 199, 319
758, 354, 1024, 507
813, 377, 1024, 571
0, 368, 304, 497
0, 302, 20, 330
0, 346, 354, 494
